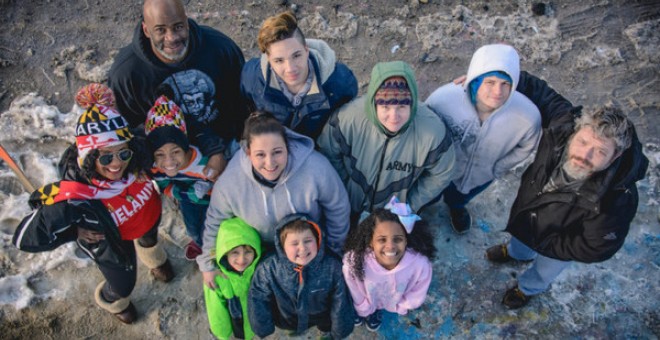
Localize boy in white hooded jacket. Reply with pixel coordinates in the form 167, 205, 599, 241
425, 44, 541, 234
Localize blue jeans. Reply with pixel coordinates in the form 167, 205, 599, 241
442, 181, 493, 210
507, 237, 572, 295
179, 200, 209, 247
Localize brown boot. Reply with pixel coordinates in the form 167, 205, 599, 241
150, 259, 175, 283
94, 281, 137, 324
114, 302, 138, 324
134, 240, 175, 283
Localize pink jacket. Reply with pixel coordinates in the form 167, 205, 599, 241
342, 250, 432, 316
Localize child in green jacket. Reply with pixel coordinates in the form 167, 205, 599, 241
204, 217, 262, 339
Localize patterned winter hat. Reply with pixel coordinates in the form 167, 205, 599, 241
75, 83, 133, 166
374, 76, 412, 106
145, 95, 189, 153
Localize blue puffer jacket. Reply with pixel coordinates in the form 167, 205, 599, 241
240, 39, 358, 139
248, 214, 355, 339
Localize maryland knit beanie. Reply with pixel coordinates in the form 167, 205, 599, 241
74, 83, 133, 166
145, 95, 189, 154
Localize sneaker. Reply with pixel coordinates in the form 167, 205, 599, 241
365, 310, 382, 332
184, 241, 202, 261
486, 244, 512, 263
502, 286, 531, 309
449, 208, 471, 234
151, 259, 175, 283
354, 315, 363, 327
318, 330, 331, 340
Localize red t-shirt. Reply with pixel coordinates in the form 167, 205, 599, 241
101, 178, 161, 240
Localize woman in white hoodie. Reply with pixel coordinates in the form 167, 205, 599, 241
197, 111, 350, 288
425, 44, 541, 234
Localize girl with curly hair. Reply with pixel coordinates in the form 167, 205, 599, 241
342, 197, 436, 332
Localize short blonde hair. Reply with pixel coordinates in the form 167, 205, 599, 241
257, 11, 306, 54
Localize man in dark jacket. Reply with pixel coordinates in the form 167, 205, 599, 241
486, 74, 649, 309
108, 0, 246, 180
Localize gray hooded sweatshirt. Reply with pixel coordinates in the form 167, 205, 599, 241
425, 44, 541, 193
197, 129, 350, 272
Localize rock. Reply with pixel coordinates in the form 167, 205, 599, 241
531, 3, 547, 16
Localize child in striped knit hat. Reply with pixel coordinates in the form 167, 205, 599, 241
145, 95, 213, 260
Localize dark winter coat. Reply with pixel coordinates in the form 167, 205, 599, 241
108, 19, 246, 156
12, 146, 159, 271
248, 214, 354, 339
507, 74, 649, 263
240, 39, 358, 139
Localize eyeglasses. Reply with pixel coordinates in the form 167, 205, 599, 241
98, 149, 134, 166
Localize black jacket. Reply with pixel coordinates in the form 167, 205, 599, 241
12, 147, 149, 271
507, 73, 649, 263
108, 19, 246, 156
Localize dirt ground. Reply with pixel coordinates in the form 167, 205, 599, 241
0, 0, 659, 339
1, 0, 658, 140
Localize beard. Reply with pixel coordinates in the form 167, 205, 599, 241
562, 155, 594, 181
153, 38, 189, 62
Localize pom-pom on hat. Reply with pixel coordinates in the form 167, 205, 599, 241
74, 83, 133, 166
145, 95, 189, 154
374, 76, 412, 106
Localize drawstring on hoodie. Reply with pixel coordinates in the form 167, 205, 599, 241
293, 265, 304, 284
259, 188, 269, 216
284, 183, 296, 213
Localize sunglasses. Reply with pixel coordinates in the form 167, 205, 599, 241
98, 149, 134, 166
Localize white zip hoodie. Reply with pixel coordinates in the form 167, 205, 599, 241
425, 44, 541, 193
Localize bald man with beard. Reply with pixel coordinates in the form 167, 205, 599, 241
109, 0, 247, 182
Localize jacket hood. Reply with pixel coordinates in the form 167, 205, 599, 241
365, 61, 419, 134
132, 18, 200, 67
273, 213, 325, 266
215, 217, 262, 272
464, 44, 520, 106
238, 128, 315, 184
259, 38, 337, 88
608, 124, 648, 189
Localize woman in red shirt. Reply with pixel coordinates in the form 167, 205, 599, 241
13, 84, 173, 324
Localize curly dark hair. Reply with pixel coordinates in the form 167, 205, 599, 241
343, 208, 436, 281
80, 138, 151, 182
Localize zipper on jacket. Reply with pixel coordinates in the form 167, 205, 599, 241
459, 120, 483, 190
530, 211, 538, 246
370, 137, 391, 211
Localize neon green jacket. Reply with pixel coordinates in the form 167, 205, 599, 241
204, 217, 262, 340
